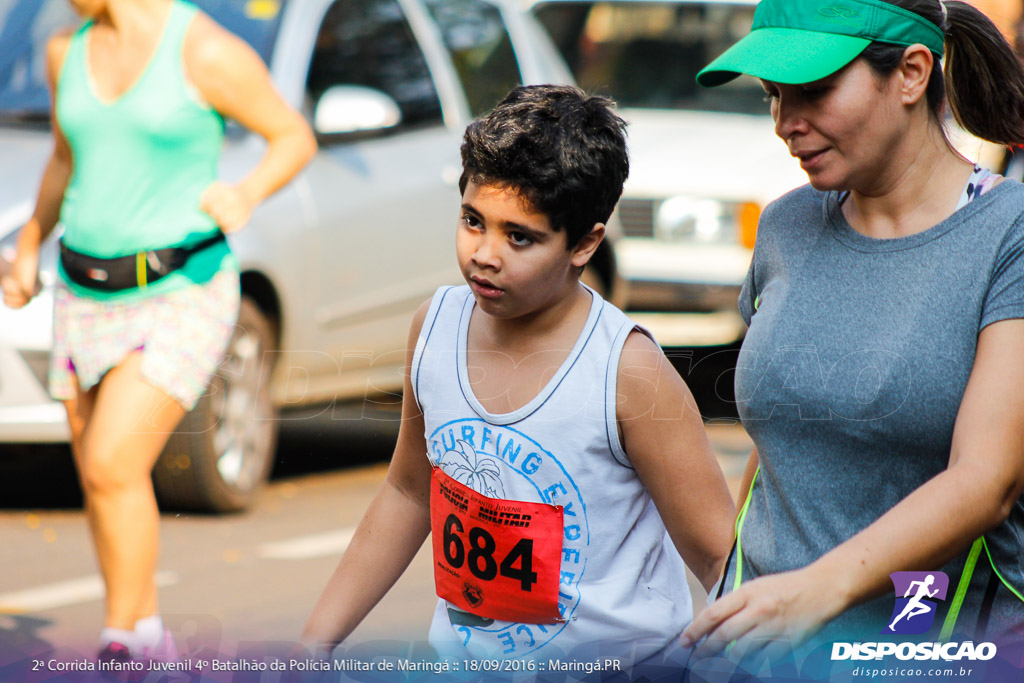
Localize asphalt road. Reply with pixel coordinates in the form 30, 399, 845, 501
0, 404, 752, 669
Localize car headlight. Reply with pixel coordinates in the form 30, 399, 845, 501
618, 196, 761, 249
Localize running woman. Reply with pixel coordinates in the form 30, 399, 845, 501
1, 0, 315, 662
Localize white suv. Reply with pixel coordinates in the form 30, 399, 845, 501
0, 0, 611, 512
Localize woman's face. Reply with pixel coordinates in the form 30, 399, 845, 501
762, 58, 907, 193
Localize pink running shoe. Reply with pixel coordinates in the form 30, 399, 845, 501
97, 641, 132, 663
138, 628, 178, 662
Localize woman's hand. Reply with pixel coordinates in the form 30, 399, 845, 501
200, 181, 253, 233
682, 567, 847, 657
1, 252, 40, 309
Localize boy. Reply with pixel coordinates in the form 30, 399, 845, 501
303, 85, 734, 672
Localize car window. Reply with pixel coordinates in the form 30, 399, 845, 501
0, 2, 78, 119
534, 1, 765, 115
0, 0, 283, 121
422, 0, 522, 117
307, 0, 444, 130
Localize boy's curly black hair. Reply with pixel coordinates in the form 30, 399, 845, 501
459, 85, 629, 249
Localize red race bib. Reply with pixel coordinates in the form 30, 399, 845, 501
430, 467, 563, 623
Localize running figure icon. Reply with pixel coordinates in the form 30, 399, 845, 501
889, 574, 940, 631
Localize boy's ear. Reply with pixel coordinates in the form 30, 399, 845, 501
571, 223, 605, 268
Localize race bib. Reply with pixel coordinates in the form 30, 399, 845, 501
430, 467, 563, 623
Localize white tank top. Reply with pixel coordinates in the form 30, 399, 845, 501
411, 285, 693, 663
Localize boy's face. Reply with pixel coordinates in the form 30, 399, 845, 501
456, 180, 600, 319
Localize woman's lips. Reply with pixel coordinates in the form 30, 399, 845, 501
795, 148, 828, 170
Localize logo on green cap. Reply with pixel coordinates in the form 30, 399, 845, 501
817, 6, 860, 19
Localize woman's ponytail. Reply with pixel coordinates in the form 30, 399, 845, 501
862, 0, 1024, 147
942, 1, 1024, 147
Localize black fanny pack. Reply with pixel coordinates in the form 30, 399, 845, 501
60, 232, 226, 292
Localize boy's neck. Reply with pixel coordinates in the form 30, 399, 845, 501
472, 281, 592, 352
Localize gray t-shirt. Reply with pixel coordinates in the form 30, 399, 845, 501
727, 180, 1024, 641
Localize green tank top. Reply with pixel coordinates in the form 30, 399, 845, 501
56, 0, 235, 301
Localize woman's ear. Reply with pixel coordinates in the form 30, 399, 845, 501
898, 44, 934, 106
571, 223, 605, 268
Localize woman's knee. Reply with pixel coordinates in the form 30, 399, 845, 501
77, 441, 152, 496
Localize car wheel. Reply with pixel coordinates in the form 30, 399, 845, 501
152, 296, 279, 513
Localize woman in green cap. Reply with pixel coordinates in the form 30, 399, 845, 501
682, 0, 1024, 660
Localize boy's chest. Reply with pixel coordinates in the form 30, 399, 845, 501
466, 347, 572, 415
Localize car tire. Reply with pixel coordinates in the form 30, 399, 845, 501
152, 296, 279, 513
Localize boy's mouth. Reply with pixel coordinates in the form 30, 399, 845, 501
470, 276, 504, 299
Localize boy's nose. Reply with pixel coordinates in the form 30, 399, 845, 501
472, 235, 502, 269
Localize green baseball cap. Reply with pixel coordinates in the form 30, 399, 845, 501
697, 0, 945, 87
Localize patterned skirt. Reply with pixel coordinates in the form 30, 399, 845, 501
49, 268, 240, 411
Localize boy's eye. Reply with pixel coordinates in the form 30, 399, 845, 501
461, 213, 481, 229
508, 231, 533, 246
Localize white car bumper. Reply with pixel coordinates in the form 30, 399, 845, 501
0, 290, 69, 443
617, 239, 750, 346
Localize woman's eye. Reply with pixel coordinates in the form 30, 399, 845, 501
509, 231, 533, 246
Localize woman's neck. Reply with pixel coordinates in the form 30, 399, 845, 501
92, 0, 170, 32
843, 122, 976, 240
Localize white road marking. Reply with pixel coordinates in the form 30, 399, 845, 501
257, 528, 355, 560
0, 571, 178, 614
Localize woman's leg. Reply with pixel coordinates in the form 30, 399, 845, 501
70, 351, 186, 632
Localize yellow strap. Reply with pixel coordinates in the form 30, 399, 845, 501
723, 467, 760, 655
938, 536, 1024, 642
981, 536, 1024, 603
136, 252, 147, 288
733, 467, 760, 592
939, 537, 983, 642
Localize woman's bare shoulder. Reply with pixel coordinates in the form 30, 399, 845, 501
182, 8, 267, 99
182, 9, 249, 71
45, 28, 76, 87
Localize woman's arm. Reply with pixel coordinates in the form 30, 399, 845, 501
302, 301, 435, 651
184, 13, 316, 233
2, 32, 73, 309
617, 331, 736, 592
683, 318, 1024, 651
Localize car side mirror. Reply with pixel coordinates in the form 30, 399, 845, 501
313, 85, 403, 139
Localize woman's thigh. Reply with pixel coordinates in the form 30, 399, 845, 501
76, 352, 186, 488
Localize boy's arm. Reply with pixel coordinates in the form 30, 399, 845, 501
616, 330, 736, 592
302, 301, 435, 651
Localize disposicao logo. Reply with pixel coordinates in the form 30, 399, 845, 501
884, 571, 949, 635
830, 570, 998, 664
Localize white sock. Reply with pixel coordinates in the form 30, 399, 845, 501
99, 627, 137, 650
133, 615, 164, 647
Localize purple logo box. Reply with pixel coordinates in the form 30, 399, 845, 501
884, 571, 950, 636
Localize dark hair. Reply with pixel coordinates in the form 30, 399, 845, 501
459, 85, 629, 248
860, 0, 1024, 147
